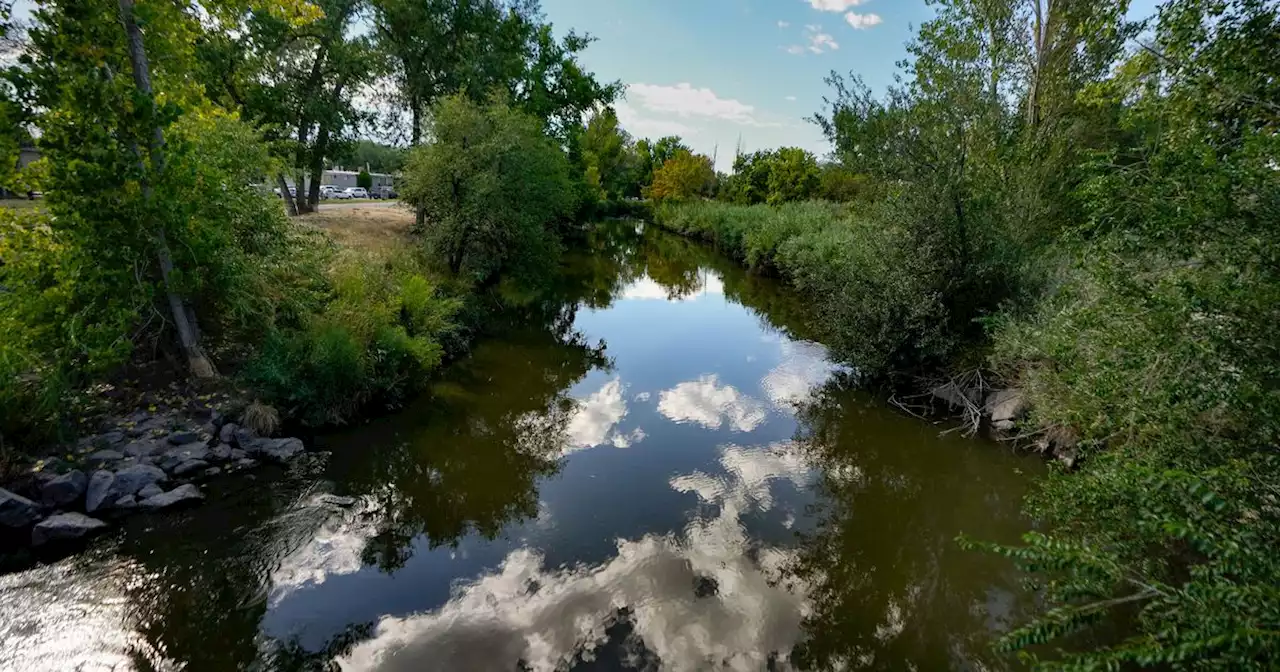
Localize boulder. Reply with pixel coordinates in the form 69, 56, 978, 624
210, 444, 232, 461
123, 440, 162, 458
111, 464, 167, 496
232, 427, 258, 449
229, 448, 247, 461
204, 467, 223, 477
986, 389, 1029, 431
139, 484, 204, 510
167, 431, 201, 446
247, 437, 304, 464
235, 458, 259, 470
137, 483, 164, 500
41, 470, 88, 508
159, 443, 212, 472
114, 495, 138, 510
98, 430, 126, 447
31, 512, 107, 546
218, 422, 239, 445
85, 470, 116, 513
0, 488, 42, 528
86, 450, 125, 468
173, 459, 209, 477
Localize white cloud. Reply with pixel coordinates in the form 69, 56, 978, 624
844, 11, 883, 29
808, 31, 839, 53
338, 443, 814, 672
627, 83, 762, 126
777, 20, 790, 28
785, 96, 797, 102
565, 378, 646, 453
622, 274, 724, 302
760, 340, 839, 411
614, 101, 694, 139
805, 0, 867, 10
657, 375, 768, 432
787, 24, 840, 55
270, 494, 382, 606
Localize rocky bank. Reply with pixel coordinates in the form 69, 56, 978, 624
0, 407, 308, 549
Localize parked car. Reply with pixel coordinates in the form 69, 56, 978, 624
345, 187, 369, 199
371, 186, 398, 199
328, 188, 352, 199
273, 186, 297, 198
319, 185, 337, 199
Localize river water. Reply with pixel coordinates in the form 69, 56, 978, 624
0, 222, 1044, 671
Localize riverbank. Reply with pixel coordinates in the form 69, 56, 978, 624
650, 197, 1280, 665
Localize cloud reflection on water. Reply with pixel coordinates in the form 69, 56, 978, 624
657, 375, 768, 432
336, 442, 816, 672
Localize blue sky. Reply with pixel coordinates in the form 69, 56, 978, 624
543, 0, 1163, 170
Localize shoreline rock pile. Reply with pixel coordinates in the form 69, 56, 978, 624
0, 408, 307, 549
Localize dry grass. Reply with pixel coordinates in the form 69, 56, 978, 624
299, 203, 414, 255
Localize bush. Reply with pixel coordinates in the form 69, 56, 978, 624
357, 169, 372, 190
242, 251, 461, 426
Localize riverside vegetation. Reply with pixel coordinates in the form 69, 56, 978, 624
643, 1, 1278, 668
1, 0, 1277, 668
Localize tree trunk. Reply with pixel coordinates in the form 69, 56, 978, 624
117, 0, 215, 379
411, 96, 426, 230
277, 173, 299, 216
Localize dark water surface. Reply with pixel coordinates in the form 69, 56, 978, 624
0, 223, 1044, 671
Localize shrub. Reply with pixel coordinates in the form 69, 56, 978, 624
356, 169, 372, 190
242, 251, 461, 425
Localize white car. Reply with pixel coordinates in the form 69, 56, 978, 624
345, 187, 369, 199
328, 188, 352, 200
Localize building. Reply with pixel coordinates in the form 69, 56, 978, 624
1, 147, 41, 199
286, 168, 395, 192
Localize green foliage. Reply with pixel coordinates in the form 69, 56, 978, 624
356, 168, 372, 190
401, 96, 575, 280
720, 147, 821, 206
345, 140, 405, 173
243, 252, 461, 425
645, 150, 715, 202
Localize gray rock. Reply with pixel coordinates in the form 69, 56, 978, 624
229, 448, 247, 461
233, 427, 258, 449
137, 483, 164, 499
111, 464, 167, 496
31, 512, 107, 546
247, 437, 304, 464
167, 431, 201, 446
0, 488, 42, 528
139, 484, 204, 510
99, 430, 126, 447
219, 422, 239, 445
986, 389, 1028, 430
159, 443, 211, 471
123, 440, 162, 458
931, 382, 981, 409
173, 459, 210, 476
126, 410, 151, 424
235, 458, 259, 470
41, 470, 88, 508
85, 470, 116, 513
86, 450, 125, 468
114, 494, 138, 509
204, 467, 223, 477
210, 444, 232, 461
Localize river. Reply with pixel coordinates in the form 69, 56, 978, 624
0, 221, 1044, 671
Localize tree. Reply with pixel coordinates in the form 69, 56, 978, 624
401, 96, 575, 279
357, 168, 372, 190
347, 140, 406, 173
580, 106, 634, 201
645, 150, 714, 202
766, 148, 820, 204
